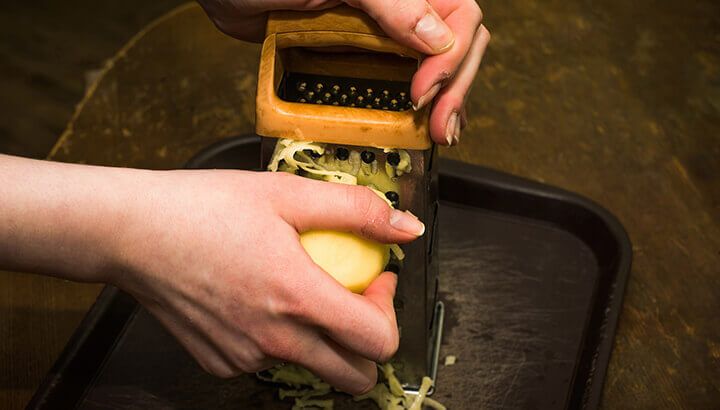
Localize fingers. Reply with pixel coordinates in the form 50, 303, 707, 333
347, 0, 489, 146
145, 303, 239, 378
299, 337, 377, 395
324, 272, 400, 363
266, 323, 378, 395
362, 271, 398, 328
410, 1, 484, 111
274, 176, 425, 243
145, 298, 277, 377
345, 0, 454, 54
428, 25, 491, 145
293, 267, 400, 364
143, 269, 391, 394
263, 269, 395, 394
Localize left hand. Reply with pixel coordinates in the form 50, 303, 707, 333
197, 0, 491, 147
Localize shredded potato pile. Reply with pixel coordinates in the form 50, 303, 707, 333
258, 363, 446, 410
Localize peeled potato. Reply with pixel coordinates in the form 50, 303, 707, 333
300, 230, 390, 293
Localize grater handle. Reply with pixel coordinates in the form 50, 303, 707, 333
256, 5, 431, 150
267, 5, 387, 38
266, 5, 420, 59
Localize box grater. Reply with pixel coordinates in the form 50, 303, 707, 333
255, 5, 443, 393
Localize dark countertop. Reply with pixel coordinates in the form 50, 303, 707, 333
1, 1, 718, 408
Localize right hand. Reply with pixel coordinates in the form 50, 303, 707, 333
198, 0, 490, 146
111, 170, 425, 394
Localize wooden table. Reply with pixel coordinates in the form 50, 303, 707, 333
1, 2, 718, 408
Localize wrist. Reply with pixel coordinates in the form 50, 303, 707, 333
0, 155, 154, 284
96, 167, 165, 289
103, 169, 198, 295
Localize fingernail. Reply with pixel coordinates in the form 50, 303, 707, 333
413, 83, 441, 111
445, 112, 458, 146
389, 209, 425, 236
453, 114, 461, 145
414, 12, 454, 53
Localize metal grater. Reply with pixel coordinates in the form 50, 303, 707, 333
255, 5, 443, 393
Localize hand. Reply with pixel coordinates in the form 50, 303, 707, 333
198, 0, 490, 146
111, 170, 425, 394
0, 156, 425, 394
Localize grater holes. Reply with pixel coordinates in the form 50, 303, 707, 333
280, 73, 411, 112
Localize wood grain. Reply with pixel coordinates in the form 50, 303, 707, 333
1, 0, 719, 408
0, 0, 186, 159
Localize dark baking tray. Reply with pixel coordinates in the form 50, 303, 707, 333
28, 135, 631, 410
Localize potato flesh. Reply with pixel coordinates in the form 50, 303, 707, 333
300, 230, 390, 293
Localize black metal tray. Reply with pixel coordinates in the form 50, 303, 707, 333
28, 136, 632, 410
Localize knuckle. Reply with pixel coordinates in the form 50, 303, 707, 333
262, 172, 293, 203
352, 0, 421, 31
356, 377, 377, 396
258, 267, 313, 321
270, 169, 298, 187
348, 185, 374, 214
439, 92, 465, 110
392, 0, 421, 28
206, 361, 238, 379
369, 340, 387, 363
283, 345, 304, 364
280, 347, 303, 364
277, 288, 312, 321
237, 359, 266, 374
440, 69, 456, 84
470, 3, 484, 25
231, 347, 267, 373
347, 186, 387, 236
261, 343, 284, 361
263, 337, 302, 363
375, 324, 400, 363
451, 93, 466, 108
480, 25, 491, 42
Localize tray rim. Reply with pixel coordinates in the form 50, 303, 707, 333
26, 136, 632, 410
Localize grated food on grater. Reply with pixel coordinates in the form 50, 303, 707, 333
268, 138, 409, 261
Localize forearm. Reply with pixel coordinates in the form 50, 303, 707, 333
0, 154, 148, 282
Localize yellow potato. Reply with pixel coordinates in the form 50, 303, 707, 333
300, 230, 390, 293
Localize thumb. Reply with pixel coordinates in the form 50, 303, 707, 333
277, 177, 425, 244
362, 271, 399, 333
345, 0, 454, 54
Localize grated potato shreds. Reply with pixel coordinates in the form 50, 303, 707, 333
268, 138, 406, 261
259, 363, 446, 410
268, 139, 357, 185
407, 376, 433, 410
292, 398, 334, 410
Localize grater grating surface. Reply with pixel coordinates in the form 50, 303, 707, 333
280, 73, 412, 111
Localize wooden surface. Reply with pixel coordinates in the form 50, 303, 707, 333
0, 0, 185, 159
1, 1, 719, 409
